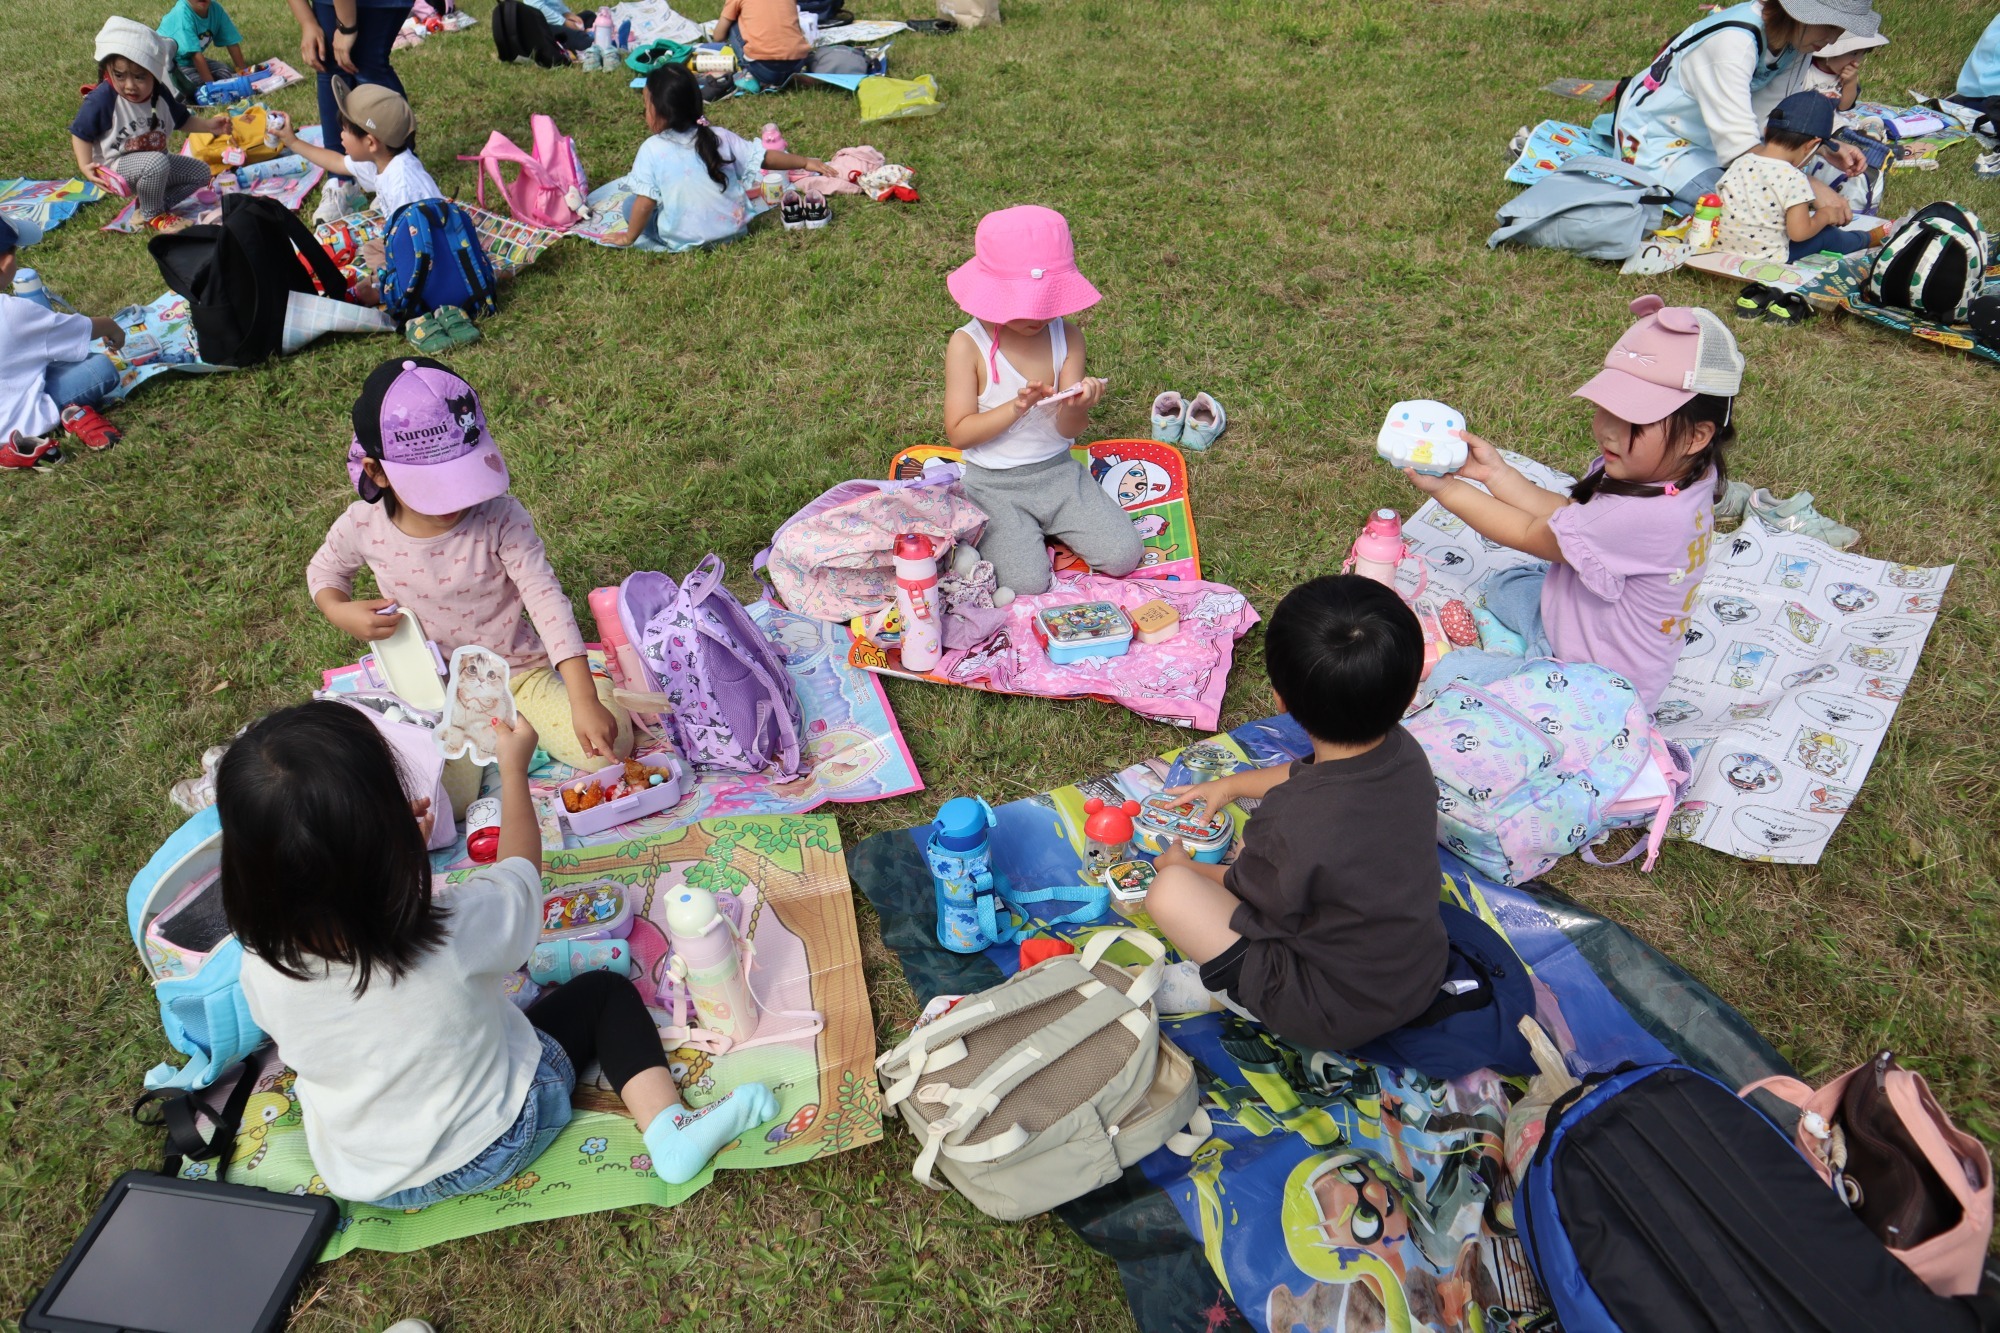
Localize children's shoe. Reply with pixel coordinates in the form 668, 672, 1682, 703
699, 73, 735, 102
1150, 391, 1185, 443
1732, 282, 1777, 320
382, 1323, 437, 1333
1748, 488, 1859, 550
1713, 478, 1753, 525
733, 69, 762, 96
580, 46, 603, 69
145, 212, 191, 233
60, 404, 122, 451
1, 432, 64, 471
313, 176, 365, 224
779, 189, 807, 230
1763, 292, 1813, 326
1470, 604, 1526, 656
1181, 391, 1226, 450
802, 191, 830, 229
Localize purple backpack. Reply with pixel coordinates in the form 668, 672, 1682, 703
617, 556, 804, 778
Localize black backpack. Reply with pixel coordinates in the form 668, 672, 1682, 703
1863, 201, 1990, 325
492, 0, 568, 68
1517, 1062, 2000, 1333
147, 195, 349, 368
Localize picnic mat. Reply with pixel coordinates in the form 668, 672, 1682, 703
574, 176, 777, 249
1402, 452, 1953, 865
845, 441, 1254, 729
103, 152, 326, 233
322, 603, 924, 869
850, 718, 1792, 1333
1798, 249, 2000, 366
181, 815, 882, 1258
0, 177, 106, 234
318, 203, 564, 278
105, 291, 233, 401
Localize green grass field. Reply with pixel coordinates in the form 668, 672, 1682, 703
3, 0, 1998, 1327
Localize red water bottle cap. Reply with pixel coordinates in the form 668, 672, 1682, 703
893, 533, 935, 561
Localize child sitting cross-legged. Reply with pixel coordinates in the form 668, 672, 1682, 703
157, 0, 249, 92
70, 18, 231, 228
1717, 91, 1879, 263
609, 66, 832, 251
307, 358, 632, 814
220, 701, 780, 1206
1145, 575, 1450, 1051
0, 217, 128, 470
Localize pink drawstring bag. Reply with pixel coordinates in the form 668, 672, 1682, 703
458, 114, 588, 231
1744, 1051, 1993, 1296
754, 465, 987, 623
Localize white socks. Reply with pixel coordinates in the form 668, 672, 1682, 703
641, 1082, 780, 1185
1153, 961, 1257, 1020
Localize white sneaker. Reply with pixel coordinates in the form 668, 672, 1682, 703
313, 176, 365, 225
382, 1323, 436, 1333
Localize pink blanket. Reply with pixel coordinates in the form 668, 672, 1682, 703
933, 570, 1260, 730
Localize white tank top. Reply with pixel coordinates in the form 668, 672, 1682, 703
958, 318, 1075, 470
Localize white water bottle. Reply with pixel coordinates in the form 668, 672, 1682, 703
893, 533, 943, 672
665, 887, 759, 1043
593, 7, 616, 51
13, 268, 51, 309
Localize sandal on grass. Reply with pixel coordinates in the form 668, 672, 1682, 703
1733, 282, 1777, 320
405, 307, 481, 354
1763, 292, 1813, 326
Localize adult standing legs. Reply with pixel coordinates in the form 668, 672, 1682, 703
290, 0, 415, 145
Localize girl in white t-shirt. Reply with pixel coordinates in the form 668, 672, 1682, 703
941, 205, 1141, 597
219, 701, 777, 1207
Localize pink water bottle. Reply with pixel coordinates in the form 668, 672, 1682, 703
665, 887, 759, 1044
893, 533, 943, 672
1346, 509, 1407, 587
592, 7, 616, 51
588, 586, 646, 694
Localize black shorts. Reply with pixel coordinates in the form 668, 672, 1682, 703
1198, 936, 1250, 999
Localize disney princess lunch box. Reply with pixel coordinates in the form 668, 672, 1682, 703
1032, 601, 1133, 665
1132, 792, 1234, 862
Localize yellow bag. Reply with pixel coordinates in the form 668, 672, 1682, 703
857, 75, 942, 123
184, 108, 282, 173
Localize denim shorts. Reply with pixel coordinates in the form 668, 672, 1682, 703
367, 1030, 576, 1209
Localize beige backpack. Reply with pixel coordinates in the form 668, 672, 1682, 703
875, 928, 1211, 1220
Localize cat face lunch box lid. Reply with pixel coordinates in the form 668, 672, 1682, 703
1132, 792, 1234, 858
1032, 600, 1134, 664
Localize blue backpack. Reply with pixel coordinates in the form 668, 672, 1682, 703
128, 806, 267, 1093
1517, 1062, 1984, 1332
378, 198, 499, 323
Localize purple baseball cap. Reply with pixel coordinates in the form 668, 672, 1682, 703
347, 357, 509, 514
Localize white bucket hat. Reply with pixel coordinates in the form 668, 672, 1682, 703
1817, 30, 1889, 59
1773, 0, 1881, 40
94, 16, 178, 91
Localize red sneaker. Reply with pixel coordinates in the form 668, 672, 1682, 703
60, 404, 122, 451
1, 432, 64, 471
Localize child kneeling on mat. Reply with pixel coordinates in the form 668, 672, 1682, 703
307, 358, 631, 814
221, 702, 778, 1206
1145, 576, 1451, 1053
942, 205, 1143, 599
70, 18, 230, 227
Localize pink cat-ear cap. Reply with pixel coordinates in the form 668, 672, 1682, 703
347, 357, 509, 514
1572, 293, 1743, 425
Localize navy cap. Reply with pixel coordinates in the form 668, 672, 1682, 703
0, 215, 45, 252
1767, 91, 1836, 142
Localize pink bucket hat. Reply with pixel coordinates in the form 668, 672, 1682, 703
946, 205, 1102, 324
1573, 294, 1744, 425
347, 357, 510, 514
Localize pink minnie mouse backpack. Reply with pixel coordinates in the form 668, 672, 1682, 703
458, 114, 589, 231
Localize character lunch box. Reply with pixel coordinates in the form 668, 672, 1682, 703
1133, 792, 1234, 862
1032, 600, 1134, 665
1103, 859, 1156, 914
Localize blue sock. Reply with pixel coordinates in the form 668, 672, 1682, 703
642, 1082, 780, 1185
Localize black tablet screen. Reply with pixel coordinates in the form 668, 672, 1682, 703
46, 1180, 320, 1333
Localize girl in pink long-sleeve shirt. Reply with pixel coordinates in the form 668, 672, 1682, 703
307, 358, 631, 809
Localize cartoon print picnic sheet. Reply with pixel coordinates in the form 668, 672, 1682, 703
849, 441, 1255, 730
1402, 453, 1953, 865
105, 291, 234, 401
0, 178, 107, 234
323, 604, 924, 867
850, 717, 1793, 1333
1798, 250, 2000, 366
181, 817, 882, 1258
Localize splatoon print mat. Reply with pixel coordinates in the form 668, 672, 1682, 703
180, 815, 881, 1257
850, 441, 1260, 730
1403, 452, 1954, 866
851, 717, 1794, 1333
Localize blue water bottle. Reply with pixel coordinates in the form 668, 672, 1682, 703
926, 797, 997, 953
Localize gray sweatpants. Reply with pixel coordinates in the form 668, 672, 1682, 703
959, 454, 1145, 595
114, 151, 213, 219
